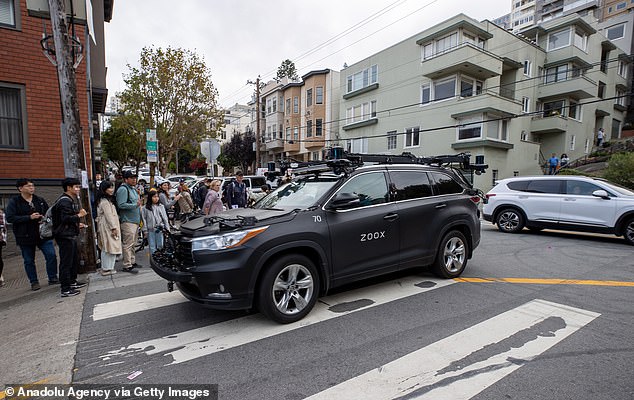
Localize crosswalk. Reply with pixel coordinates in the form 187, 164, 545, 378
78, 270, 601, 399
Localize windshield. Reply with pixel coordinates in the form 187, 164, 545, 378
255, 177, 340, 209
596, 179, 634, 196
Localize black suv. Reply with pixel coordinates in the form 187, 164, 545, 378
151, 153, 486, 323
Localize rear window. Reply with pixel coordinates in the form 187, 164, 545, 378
507, 180, 530, 191
389, 171, 433, 200
430, 172, 464, 195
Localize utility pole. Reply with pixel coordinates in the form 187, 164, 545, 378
247, 76, 262, 171
47, 0, 98, 273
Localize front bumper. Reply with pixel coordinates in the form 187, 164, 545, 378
483, 213, 493, 222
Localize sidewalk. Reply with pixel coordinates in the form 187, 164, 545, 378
0, 247, 151, 389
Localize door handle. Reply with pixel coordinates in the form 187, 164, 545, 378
563, 198, 576, 201
435, 203, 447, 209
384, 213, 399, 221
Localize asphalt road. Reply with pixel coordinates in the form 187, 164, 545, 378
72, 224, 634, 400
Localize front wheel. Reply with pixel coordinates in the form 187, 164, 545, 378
624, 217, 634, 245
496, 208, 525, 233
258, 254, 320, 324
432, 231, 469, 279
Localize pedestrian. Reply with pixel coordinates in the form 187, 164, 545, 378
225, 171, 248, 209
193, 178, 211, 211
0, 208, 6, 287
176, 181, 195, 220
53, 177, 88, 297
5, 178, 58, 291
95, 181, 121, 276
158, 181, 181, 211
203, 179, 223, 215
547, 153, 559, 175
560, 153, 570, 168
116, 170, 142, 273
141, 189, 170, 254
597, 128, 604, 147
248, 185, 270, 206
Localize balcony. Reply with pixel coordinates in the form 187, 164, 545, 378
421, 43, 503, 80
530, 115, 569, 134
284, 140, 300, 153
450, 92, 522, 119
538, 75, 595, 100
304, 136, 325, 149
265, 139, 284, 151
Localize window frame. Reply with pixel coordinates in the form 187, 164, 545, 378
547, 27, 571, 51
387, 130, 397, 150
316, 86, 323, 104
0, 0, 19, 29
306, 88, 312, 107
606, 23, 625, 40
0, 82, 27, 150
404, 127, 420, 148
345, 65, 378, 94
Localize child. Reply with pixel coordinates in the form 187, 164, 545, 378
141, 189, 170, 254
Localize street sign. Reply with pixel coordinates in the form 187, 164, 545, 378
146, 129, 158, 163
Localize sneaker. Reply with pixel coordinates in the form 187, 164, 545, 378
132, 263, 143, 268
100, 270, 114, 276
31, 282, 41, 291
70, 281, 87, 289
61, 288, 81, 297
122, 267, 138, 274
48, 279, 60, 285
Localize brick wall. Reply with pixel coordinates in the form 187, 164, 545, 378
0, 0, 92, 180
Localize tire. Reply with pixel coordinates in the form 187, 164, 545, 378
258, 254, 320, 324
432, 231, 469, 279
623, 217, 634, 246
496, 208, 525, 233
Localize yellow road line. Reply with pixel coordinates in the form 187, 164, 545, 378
0, 378, 49, 400
454, 277, 634, 287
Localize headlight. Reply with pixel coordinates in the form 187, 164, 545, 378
191, 226, 269, 251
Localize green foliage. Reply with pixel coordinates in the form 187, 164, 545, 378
218, 129, 256, 173
168, 161, 176, 173
275, 59, 299, 82
557, 168, 593, 176
604, 152, 634, 189
101, 115, 146, 170
118, 46, 225, 175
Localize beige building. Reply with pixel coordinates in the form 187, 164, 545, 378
338, 13, 629, 191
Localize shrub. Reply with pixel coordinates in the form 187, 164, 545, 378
604, 152, 634, 189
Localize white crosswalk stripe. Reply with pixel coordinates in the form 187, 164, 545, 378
92, 291, 188, 321
306, 299, 600, 400
97, 276, 456, 365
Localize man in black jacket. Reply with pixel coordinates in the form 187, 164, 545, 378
5, 178, 58, 291
53, 177, 88, 297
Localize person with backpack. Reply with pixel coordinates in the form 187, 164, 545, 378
176, 181, 195, 221
5, 178, 58, 291
53, 177, 88, 297
95, 181, 121, 276
116, 170, 142, 273
225, 171, 248, 209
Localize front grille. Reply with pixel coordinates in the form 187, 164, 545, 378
176, 239, 195, 270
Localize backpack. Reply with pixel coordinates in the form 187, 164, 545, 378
115, 184, 132, 214
39, 195, 65, 239
192, 185, 205, 209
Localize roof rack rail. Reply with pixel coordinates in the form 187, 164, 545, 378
279, 147, 488, 177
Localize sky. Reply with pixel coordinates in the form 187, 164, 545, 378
104, 0, 511, 109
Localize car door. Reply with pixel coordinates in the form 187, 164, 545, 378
560, 180, 616, 228
325, 171, 400, 284
518, 179, 564, 223
388, 170, 438, 269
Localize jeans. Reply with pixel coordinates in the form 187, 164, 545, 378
57, 237, 78, 292
19, 240, 58, 284
147, 230, 164, 254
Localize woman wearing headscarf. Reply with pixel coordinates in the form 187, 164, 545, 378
95, 181, 122, 276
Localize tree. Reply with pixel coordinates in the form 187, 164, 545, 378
118, 46, 225, 176
276, 59, 299, 82
217, 129, 256, 173
604, 152, 634, 189
101, 112, 146, 173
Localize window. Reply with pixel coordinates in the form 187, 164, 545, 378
279, 124, 283, 139
569, 134, 576, 151
335, 172, 387, 208
616, 1, 627, 10
306, 120, 313, 137
316, 87, 323, 104
272, 125, 277, 140
346, 65, 378, 93
574, 31, 587, 51
584, 138, 590, 154
435, 32, 458, 54
434, 77, 456, 101
547, 28, 571, 51
266, 99, 272, 115
389, 171, 433, 201
285, 127, 291, 141
486, 118, 508, 141
607, 24, 625, 40
405, 127, 420, 148
421, 83, 430, 104
431, 172, 464, 195
522, 97, 530, 113
618, 60, 628, 78
569, 100, 580, 120
348, 137, 368, 153
293, 96, 298, 113
387, 131, 397, 150
565, 180, 602, 196
306, 89, 313, 107
526, 180, 563, 194
523, 60, 531, 76
346, 100, 376, 124
460, 77, 483, 97
0, 0, 16, 28
272, 98, 277, 113
457, 116, 482, 140
286, 98, 291, 114
0, 83, 26, 149
293, 127, 299, 141
315, 119, 322, 136
543, 100, 565, 117
616, 88, 626, 107
311, 151, 320, 161
598, 81, 605, 99
601, 49, 609, 73
423, 43, 433, 60
545, 65, 568, 83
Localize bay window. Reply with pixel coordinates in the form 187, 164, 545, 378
547, 28, 571, 51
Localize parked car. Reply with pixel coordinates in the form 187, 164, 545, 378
483, 175, 634, 245
151, 158, 485, 323
166, 175, 198, 188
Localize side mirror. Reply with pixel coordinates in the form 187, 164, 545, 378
592, 190, 610, 199
327, 192, 361, 210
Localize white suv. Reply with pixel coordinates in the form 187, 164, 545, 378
483, 176, 634, 245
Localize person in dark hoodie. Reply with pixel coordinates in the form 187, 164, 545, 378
53, 177, 88, 297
